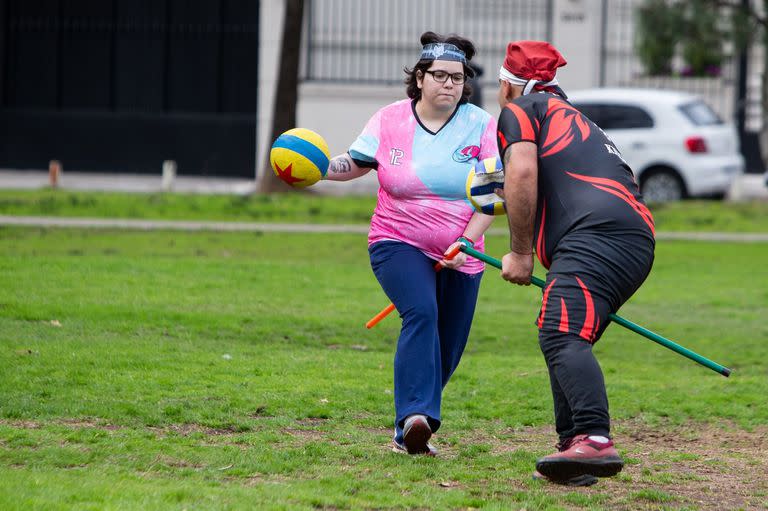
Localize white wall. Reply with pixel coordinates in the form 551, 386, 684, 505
297, 84, 401, 156
256, 0, 285, 183
551, 0, 603, 90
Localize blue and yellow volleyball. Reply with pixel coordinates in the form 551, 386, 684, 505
270, 128, 330, 188
466, 156, 506, 215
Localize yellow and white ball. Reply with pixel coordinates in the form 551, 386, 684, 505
466, 157, 506, 215
269, 128, 330, 188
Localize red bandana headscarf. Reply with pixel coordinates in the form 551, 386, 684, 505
499, 41, 567, 95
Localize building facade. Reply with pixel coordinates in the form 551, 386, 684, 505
258, 0, 764, 187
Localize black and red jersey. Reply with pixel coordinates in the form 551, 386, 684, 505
497, 92, 655, 270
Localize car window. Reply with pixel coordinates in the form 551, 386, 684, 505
571, 103, 654, 130
678, 100, 723, 126
572, 104, 604, 126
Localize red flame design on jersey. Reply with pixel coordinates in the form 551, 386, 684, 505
541, 99, 591, 158
566, 171, 656, 236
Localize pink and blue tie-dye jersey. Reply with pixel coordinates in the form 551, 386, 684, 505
350, 99, 498, 274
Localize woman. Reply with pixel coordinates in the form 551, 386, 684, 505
324, 31, 498, 455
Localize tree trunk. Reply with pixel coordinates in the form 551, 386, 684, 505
256, 0, 305, 193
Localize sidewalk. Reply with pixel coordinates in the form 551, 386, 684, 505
726, 173, 768, 201
0, 169, 766, 200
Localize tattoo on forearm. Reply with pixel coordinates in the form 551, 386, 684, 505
329, 157, 352, 174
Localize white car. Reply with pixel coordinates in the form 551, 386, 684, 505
568, 88, 744, 202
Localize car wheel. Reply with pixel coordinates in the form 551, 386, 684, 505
641, 169, 685, 203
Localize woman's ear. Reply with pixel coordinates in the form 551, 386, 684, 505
416, 70, 424, 90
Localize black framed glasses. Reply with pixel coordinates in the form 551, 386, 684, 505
424, 70, 466, 85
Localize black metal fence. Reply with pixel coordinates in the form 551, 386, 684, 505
0, 0, 259, 177
302, 0, 553, 85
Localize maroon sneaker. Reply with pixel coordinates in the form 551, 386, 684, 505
531, 437, 598, 486
536, 434, 624, 482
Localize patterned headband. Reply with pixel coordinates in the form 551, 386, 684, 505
420, 43, 467, 64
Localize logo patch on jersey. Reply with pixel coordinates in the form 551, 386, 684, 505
452, 145, 481, 163
541, 99, 591, 158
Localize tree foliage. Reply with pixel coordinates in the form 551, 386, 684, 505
635, 0, 766, 77
636, 0, 682, 75
680, 0, 725, 76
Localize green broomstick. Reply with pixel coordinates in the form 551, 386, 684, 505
460, 244, 732, 377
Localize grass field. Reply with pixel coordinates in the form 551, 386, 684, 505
1, 193, 767, 509
2, 189, 768, 232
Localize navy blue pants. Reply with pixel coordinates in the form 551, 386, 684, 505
369, 241, 482, 443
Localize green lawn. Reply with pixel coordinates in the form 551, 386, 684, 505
2, 189, 768, 232
1, 221, 766, 509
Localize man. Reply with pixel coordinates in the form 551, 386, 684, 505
495, 41, 655, 485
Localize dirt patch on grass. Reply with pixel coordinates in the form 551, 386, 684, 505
239, 472, 292, 487
609, 420, 768, 510
153, 423, 244, 437
282, 428, 326, 441
457, 419, 768, 510
59, 418, 123, 431
0, 418, 241, 437
0, 418, 122, 431
0, 419, 41, 429
296, 417, 330, 426
3, 417, 765, 508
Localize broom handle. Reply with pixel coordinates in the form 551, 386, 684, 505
460, 245, 731, 377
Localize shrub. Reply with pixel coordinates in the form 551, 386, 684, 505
635, 0, 682, 76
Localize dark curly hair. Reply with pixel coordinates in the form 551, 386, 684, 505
404, 31, 477, 104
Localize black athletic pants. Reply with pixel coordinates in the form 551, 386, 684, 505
537, 232, 654, 442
